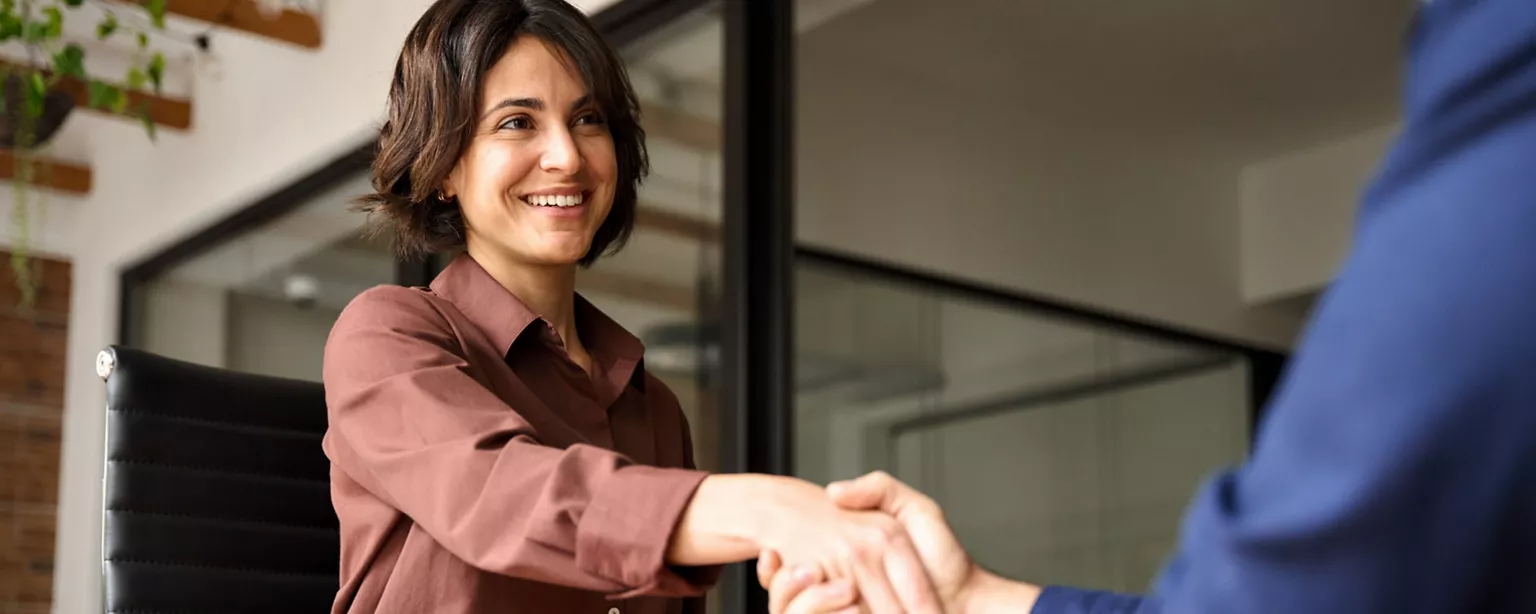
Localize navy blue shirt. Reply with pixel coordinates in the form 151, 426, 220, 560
1033, 1, 1536, 612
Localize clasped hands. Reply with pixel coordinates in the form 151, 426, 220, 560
751, 472, 1014, 614
670, 471, 1037, 613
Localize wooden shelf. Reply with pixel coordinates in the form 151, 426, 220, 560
117, 0, 322, 49
0, 150, 92, 195
0, 60, 193, 130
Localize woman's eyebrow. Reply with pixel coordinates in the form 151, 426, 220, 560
480, 94, 593, 122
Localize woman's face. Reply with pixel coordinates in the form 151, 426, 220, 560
445, 35, 617, 268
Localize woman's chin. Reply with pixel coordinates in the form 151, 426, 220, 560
523, 244, 593, 267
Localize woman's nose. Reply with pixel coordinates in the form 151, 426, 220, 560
540, 129, 581, 174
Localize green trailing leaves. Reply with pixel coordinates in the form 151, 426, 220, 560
145, 0, 166, 29
96, 12, 117, 40
147, 52, 163, 93
138, 101, 155, 140
24, 72, 44, 118
86, 78, 115, 109
85, 79, 128, 115
125, 67, 146, 89
0, 12, 21, 41
2, 0, 172, 307
52, 44, 85, 81
24, 19, 48, 43
42, 5, 63, 38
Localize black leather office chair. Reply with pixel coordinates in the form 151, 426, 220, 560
97, 345, 339, 613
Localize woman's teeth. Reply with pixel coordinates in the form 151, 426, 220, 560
527, 193, 583, 207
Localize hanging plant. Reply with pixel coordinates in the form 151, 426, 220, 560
5, 0, 167, 308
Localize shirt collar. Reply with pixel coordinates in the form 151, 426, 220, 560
429, 253, 648, 391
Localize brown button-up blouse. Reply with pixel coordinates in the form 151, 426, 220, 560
322, 254, 720, 614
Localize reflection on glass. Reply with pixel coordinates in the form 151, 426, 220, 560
593, 5, 723, 468
136, 173, 392, 382
794, 259, 1250, 593
587, 5, 726, 611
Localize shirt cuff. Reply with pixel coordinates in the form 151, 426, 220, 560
1031, 586, 1148, 614
576, 463, 718, 598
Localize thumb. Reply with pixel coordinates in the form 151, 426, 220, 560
826, 471, 900, 512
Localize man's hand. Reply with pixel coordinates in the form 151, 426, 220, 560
827, 472, 975, 608
759, 471, 1042, 613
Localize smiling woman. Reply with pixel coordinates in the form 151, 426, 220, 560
321, 1, 940, 614
444, 35, 621, 279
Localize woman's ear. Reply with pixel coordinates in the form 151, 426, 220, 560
440, 164, 462, 201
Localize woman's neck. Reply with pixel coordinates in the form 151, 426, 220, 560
467, 245, 583, 356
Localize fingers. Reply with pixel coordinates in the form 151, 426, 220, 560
829, 472, 945, 534
758, 549, 783, 588
847, 518, 903, 614
851, 511, 941, 614
849, 552, 906, 614
827, 471, 908, 514
769, 564, 828, 614
784, 580, 858, 614
883, 534, 942, 613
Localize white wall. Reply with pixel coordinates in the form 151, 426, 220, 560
1240, 123, 1399, 303
793, 31, 1308, 353
43, 1, 623, 611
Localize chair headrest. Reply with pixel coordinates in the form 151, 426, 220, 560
98, 345, 327, 435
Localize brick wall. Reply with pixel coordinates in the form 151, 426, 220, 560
0, 252, 70, 614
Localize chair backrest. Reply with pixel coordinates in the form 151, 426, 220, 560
98, 345, 339, 613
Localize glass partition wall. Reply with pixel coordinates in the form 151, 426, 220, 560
128, 172, 392, 381
795, 251, 1258, 594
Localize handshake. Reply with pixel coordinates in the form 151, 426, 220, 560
672, 471, 1041, 614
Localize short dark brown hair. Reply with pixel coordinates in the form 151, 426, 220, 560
358, 0, 647, 267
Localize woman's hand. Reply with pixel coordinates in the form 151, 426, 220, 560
758, 553, 862, 614
751, 477, 938, 613
666, 474, 940, 613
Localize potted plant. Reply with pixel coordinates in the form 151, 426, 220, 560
5, 0, 168, 307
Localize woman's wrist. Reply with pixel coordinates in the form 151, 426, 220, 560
666, 473, 808, 565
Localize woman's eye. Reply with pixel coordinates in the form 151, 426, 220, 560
499, 116, 533, 131
575, 112, 606, 126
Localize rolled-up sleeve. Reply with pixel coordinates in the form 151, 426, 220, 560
677, 412, 722, 613
322, 285, 712, 598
